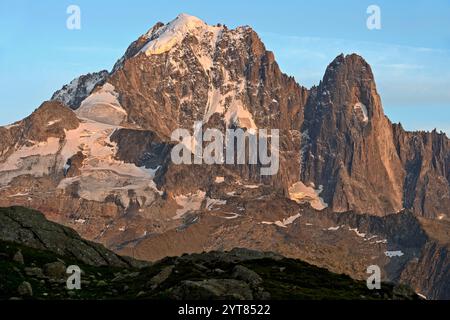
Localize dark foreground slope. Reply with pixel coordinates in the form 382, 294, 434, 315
0, 206, 418, 300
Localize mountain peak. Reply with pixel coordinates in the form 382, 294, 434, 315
323, 53, 374, 85
140, 13, 221, 55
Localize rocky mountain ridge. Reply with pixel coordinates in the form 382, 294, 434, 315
0, 14, 448, 299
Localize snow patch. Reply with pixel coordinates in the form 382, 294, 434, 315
77, 83, 127, 125
349, 227, 366, 238
243, 184, 260, 189
47, 119, 61, 126
288, 181, 328, 210
416, 293, 427, 300
261, 213, 301, 228
224, 100, 258, 131
57, 120, 162, 207
173, 190, 206, 220
215, 176, 225, 184
7, 192, 29, 197
353, 102, 369, 123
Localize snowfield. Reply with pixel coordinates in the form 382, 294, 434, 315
76, 83, 127, 125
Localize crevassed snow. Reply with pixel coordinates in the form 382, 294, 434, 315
288, 181, 328, 210
353, 102, 369, 123
0, 137, 61, 185
61, 121, 154, 177
58, 172, 159, 208
0, 137, 60, 172
60, 120, 150, 178
173, 190, 206, 220
57, 119, 162, 207
76, 83, 127, 125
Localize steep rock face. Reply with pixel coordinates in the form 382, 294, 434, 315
299, 55, 450, 217
301, 54, 405, 215
2, 100, 79, 147
51, 70, 109, 110
392, 125, 450, 219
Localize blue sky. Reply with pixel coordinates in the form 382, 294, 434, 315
1, 0, 449, 134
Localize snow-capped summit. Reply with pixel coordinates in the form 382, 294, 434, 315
144, 13, 207, 39
140, 13, 223, 55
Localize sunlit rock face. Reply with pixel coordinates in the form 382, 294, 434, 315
0, 14, 449, 299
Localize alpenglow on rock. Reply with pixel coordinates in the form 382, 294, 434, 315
0, 13, 448, 299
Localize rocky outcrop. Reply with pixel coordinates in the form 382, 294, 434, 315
51, 70, 109, 110
0, 206, 133, 267
300, 54, 405, 215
